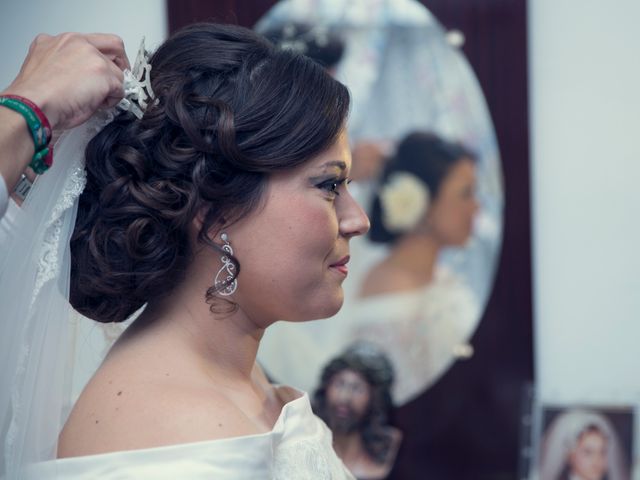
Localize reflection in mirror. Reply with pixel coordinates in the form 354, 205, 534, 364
350, 131, 480, 404
257, 0, 503, 407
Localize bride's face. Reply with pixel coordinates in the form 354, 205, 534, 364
229, 130, 370, 325
568, 430, 608, 480
427, 158, 478, 246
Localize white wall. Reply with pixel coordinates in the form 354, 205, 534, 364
529, 0, 640, 407
0, 0, 167, 90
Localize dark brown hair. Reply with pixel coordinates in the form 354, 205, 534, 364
368, 131, 475, 244
70, 23, 350, 323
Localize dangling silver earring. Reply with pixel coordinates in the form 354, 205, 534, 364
214, 232, 237, 296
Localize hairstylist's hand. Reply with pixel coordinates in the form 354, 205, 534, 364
2, 33, 129, 130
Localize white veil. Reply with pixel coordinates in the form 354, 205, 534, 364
0, 40, 153, 477
0, 112, 114, 478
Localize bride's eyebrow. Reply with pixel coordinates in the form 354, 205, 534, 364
319, 160, 347, 172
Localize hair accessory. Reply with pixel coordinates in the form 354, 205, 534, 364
13, 173, 33, 201
117, 38, 156, 119
214, 232, 238, 296
379, 172, 430, 233
0, 95, 53, 173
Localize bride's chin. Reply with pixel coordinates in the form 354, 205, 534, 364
284, 296, 344, 323
309, 297, 345, 321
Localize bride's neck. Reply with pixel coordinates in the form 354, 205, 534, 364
387, 232, 441, 281
124, 287, 265, 382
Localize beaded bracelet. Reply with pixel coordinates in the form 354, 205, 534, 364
0, 95, 53, 174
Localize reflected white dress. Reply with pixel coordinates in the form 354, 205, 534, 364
22, 387, 355, 480
345, 266, 479, 404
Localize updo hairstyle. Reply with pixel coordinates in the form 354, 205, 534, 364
70, 23, 350, 323
368, 131, 474, 244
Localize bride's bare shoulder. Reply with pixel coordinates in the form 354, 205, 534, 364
57, 361, 257, 458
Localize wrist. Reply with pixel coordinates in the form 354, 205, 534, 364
0, 107, 35, 154
0, 95, 53, 174
0, 107, 36, 190
1, 87, 60, 129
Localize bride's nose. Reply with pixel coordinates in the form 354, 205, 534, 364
338, 192, 370, 239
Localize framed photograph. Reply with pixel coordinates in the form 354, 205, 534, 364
532, 404, 634, 480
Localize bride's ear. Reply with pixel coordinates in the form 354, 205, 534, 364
191, 206, 226, 243
192, 206, 207, 234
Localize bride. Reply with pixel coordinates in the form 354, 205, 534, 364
348, 131, 480, 404
0, 23, 368, 478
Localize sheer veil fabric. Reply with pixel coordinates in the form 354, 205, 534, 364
0, 112, 114, 478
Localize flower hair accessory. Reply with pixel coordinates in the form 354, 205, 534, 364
379, 172, 430, 233
117, 38, 156, 119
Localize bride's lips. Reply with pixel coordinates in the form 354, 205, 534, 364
329, 255, 350, 276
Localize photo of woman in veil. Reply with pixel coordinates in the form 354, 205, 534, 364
537, 408, 632, 480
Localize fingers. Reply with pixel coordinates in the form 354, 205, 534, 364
74, 33, 131, 109
28, 33, 52, 55
102, 59, 126, 109
6, 32, 135, 129
106, 53, 126, 94
84, 33, 131, 70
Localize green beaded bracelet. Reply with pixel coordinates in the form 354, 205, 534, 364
0, 96, 52, 174
29, 147, 52, 174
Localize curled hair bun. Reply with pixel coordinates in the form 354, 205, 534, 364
70, 23, 350, 323
70, 113, 196, 323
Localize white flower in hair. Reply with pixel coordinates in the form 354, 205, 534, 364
380, 172, 430, 233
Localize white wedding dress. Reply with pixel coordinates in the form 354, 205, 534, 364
21, 387, 354, 479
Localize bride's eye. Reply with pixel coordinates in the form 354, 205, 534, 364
316, 178, 350, 197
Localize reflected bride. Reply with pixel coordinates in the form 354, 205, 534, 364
347, 131, 480, 404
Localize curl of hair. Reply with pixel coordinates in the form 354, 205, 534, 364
313, 343, 396, 464
368, 131, 475, 245
70, 23, 350, 323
